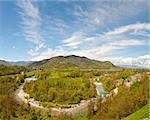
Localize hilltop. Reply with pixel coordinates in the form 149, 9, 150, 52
29, 55, 115, 69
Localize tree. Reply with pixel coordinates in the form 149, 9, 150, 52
87, 101, 95, 119
48, 88, 55, 102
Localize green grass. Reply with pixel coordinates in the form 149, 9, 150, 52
123, 104, 150, 120
25, 71, 35, 76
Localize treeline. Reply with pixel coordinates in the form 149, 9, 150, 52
0, 74, 25, 119
0, 64, 26, 76
33, 68, 109, 81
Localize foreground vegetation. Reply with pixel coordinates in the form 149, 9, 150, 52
93, 74, 149, 120
123, 104, 150, 120
0, 64, 26, 76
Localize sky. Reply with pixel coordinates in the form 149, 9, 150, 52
0, 0, 149, 68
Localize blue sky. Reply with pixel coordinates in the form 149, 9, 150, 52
0, 0, 149, 67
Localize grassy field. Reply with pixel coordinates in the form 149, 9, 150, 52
123, 104, 150, 120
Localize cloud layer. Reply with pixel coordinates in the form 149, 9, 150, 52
16, 0, 45, 51
100, 55, 150, 69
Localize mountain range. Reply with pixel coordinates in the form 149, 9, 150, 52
0, 60, 32, 66
1, 55, 149, 69
0, 55, 115, 69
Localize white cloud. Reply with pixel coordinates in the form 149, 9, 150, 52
16, 0, 45, 51
106, 23, 150, 36
69, 1, 148, 33
62, 27, 148, 50
109, 39, 147, 46
44, 16, 70, 36
62, 22, 149, 50
62, 32, 84, 48
29, 48, 66, 61
100, 55, 150, 69
29, 38, 147, 61
68, 39, 147, 59
0, 57, 13, 62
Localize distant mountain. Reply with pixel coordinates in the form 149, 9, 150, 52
0, 60, 33, 66
29, 55, 115, 69
9, 61, 33, 66
0, 60, 10, 65
118, 64, 150, 70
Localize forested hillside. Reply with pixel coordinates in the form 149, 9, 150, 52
0, 64, 26, 76
29, 55, 115, 69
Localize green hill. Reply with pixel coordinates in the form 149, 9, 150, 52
29, 55, 115, 69
123, 104, 150, 120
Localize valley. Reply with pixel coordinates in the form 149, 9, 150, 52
1, 0, 149, 119
0, 55, 149, 120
